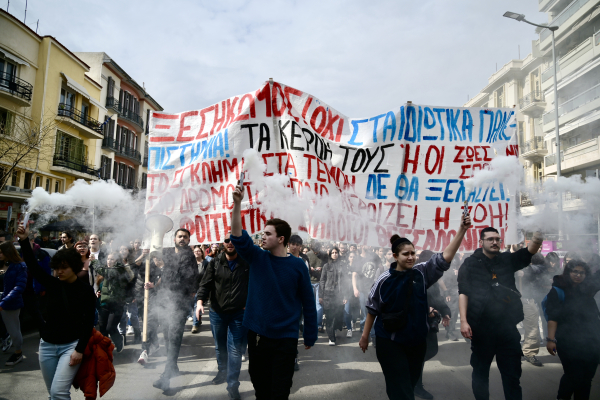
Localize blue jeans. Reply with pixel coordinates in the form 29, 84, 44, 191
359, 292, 367, 331
313, 283, 324, 328
39, 339, 81, 400
344, 301, 353, 330
209, 309, 248, 390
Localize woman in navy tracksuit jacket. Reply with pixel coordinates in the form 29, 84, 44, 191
0, 241, 28, 365
359, 214, 470, 400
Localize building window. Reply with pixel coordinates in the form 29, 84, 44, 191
35, 175, 41, 187
11, 170, 19, 187
113, 161, 118, 180
55, 131, 87, 164
55, 180, 60, 193
45, 178, 50, 192
60, 88, 75, 109
0, 108, 12, 135
142, 173, 147, 189
146, 109, 150, 134
24, 172, 32, 190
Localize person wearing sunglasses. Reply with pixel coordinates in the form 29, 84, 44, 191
458, 227, 544, 400
196, 235, 249, 399
545, 260, 600, 400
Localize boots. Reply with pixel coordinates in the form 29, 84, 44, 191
132, 327, 142, 345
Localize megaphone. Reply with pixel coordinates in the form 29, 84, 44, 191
145, 214, 173, 256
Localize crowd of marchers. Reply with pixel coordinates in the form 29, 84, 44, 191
0, 196, 600, 400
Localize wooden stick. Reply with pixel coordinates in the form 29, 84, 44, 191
143, 257, 150, 342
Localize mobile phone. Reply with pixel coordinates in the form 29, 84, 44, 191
463, 200, 469, 217
239, 172, 245, 186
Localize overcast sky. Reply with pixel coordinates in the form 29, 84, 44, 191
7, 0, 546, 116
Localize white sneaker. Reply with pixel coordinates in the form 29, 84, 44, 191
187, 316, 193, 321
328, 340, 336, 346
241, 355, 246, 362
137, 350, 148, 365
346, 329, 353, 338
126, 326, 134, 335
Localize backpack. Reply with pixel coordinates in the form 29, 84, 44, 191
541, 286, 565, 322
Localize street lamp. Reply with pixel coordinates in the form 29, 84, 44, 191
504, 11, 563, 239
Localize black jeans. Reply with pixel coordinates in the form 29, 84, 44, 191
324, 304, 344, 342
470, 324, 522, 400
247, 330, 298, 400
557, 351, 599, 400
98, 303, 124, 349
161, 306, 188, 378
376, 336, 427, 400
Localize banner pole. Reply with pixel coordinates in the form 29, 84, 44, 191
269, 78, 282, 170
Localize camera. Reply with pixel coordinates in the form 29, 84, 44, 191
429, 310, 442, 333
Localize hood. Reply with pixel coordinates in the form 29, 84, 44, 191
552, 274, 570, 289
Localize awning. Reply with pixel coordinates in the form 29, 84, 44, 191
0, 49, 30, 67
61, 72, 90, 100
88, 96, 105, 111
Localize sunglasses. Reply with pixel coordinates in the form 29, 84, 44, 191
224, 238, 231, 243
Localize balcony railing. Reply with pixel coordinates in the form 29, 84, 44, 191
101, 137, 142, 163
542, 82, 600, 125
119, 108, 144, 130
52, 155, 99, 177
522, 137, 547, 153
540, 0, 592, 42
57, 103, 102, 133
545, 152, 563, 167
0, 72, 33, 101
101, 137, 120, 152
519, 91, 545, 109
106, 96, 120, 113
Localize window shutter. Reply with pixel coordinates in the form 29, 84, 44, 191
113, 161, 118, 180
109, 119, 115, 138
107, 159, 112, 180
146, 109, 150, 134
119, 89, 124, 108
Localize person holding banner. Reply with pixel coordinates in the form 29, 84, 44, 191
458, 228, 543, 400
359, 213, 471, 400
229, 184, 317, 400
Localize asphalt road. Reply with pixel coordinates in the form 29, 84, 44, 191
1, 316, 599, 400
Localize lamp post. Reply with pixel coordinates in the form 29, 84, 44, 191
503, 11, 562, 239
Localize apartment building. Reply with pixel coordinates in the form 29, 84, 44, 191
0, 9, 104, 230
74, 52, 163, 192
465, 0, 600, 245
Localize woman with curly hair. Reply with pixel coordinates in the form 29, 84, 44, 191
546, 260, 600, 400
15, 223, 96, 399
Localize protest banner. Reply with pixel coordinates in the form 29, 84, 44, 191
145, 80, 519, 249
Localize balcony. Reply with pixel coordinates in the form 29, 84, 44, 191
118, 145, 142, 165
119, 108, 144, 131
106, 96, 120, 114
539, 0, 595, 50
0, 72, 33, 107
56, 103, 103, 139
519, 91, 546, 116
545, 137, 600, 174
541, 35, 600, 89
521, 137, 548, 161
542, 82, 600, 130
51, 155, 99, 180
101, 137, 120, 153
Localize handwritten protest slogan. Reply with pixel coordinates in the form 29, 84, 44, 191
145, 81, 519, 249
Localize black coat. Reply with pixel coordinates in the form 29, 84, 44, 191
197, 253, 249, 314
458, 248, 533, 329
546, 272, 600, 360
319, 259, 348, 309
159, 247, 200, 306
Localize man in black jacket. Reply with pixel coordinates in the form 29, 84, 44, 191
458, 227, 543, 400
152, 228, 200, 391
196, 234, 249, 400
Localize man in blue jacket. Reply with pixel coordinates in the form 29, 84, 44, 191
229, 183, 317, 399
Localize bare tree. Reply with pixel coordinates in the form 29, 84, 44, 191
0, 108, 59, 191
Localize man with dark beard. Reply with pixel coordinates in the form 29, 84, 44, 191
196, 234, 249, 400
152, 229, 200, 391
